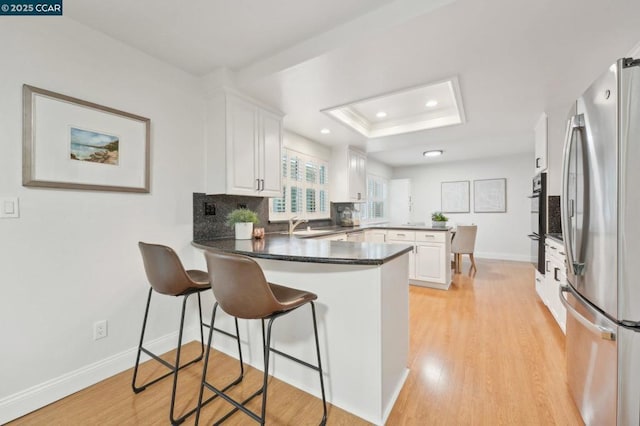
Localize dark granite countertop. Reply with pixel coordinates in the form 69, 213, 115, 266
546, 233, 563, 243
285, 223, 453, 239
193, 234, 413, 265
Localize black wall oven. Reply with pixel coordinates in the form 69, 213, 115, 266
528, 173, 546, 274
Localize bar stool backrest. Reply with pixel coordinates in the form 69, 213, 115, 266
204, 250, 283, 319
138, 242, 195, 296
451, 225, 478, 255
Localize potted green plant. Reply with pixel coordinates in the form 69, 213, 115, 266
431, 211, 449, 228
226, 208, 260, 240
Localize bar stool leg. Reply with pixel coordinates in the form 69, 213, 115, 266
195, 303, 217, 426
260, 318, 276, 424
132, 288, 153, 393
195, 303, 246, 426
310, 302, 328, 425
168, 294, 190, 425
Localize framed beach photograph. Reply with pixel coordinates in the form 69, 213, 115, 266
441, 180, 470, 213
474, 178, 507, 212
22, 85, 150, 192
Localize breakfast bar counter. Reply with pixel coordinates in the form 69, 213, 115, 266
193, 236, 411, 425
192, 233, 412, 265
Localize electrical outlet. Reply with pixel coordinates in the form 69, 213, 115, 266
94, 320, 108, 340
204, 202, 216, 215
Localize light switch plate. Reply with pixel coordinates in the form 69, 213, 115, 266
0, 197, 19, 218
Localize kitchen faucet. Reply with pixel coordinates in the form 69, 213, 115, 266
288, 216, 308, 235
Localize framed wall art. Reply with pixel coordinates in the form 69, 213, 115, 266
474, 178, 507, 212
22, 84, 150, 193
441, 180, 470, 213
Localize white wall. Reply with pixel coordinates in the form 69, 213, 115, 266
0, 19, 206, 422
367, 158, 393, 179
283, 130, 331, 160
392, 153, 532, 261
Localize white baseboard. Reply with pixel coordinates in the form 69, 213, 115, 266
0, 328, 199, 425
474, 252, 531, 262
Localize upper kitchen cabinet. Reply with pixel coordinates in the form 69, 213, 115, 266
534, 112, 548, 173
331, 146, 367, 202
205, 89, 283, 197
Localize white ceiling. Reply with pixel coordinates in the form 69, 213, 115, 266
65, 0, 640, 166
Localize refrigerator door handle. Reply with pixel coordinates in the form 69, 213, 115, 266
559, 285, 616, 341
561, 114, 586, 276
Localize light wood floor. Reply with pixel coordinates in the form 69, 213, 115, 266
10, 259, 583, 425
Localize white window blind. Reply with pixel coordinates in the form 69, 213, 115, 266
362, 174, 388, 222
269, 149, 330, 221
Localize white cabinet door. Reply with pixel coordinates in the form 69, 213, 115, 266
534, 112, 548, 172
544, 239, 567, 334
259, 109, 282, 197
347, 232, 364, 242
365, 230, 386, 243
206, 90, 283, 196
348, 149, 367, 201
535, 270, 546, 304
330, 146, 367, 202
415, 243, 445, 283
227, 96, 259, 195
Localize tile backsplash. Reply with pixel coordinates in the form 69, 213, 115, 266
547, 195, 562, 234
193, 193, 333, 240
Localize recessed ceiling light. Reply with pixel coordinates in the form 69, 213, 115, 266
423, 150, 443, 157
376, 111, 387, 118
320, 128, 331, 134
425, 100, 438, 108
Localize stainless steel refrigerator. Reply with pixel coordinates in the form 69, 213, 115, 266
559, 57, 640, 425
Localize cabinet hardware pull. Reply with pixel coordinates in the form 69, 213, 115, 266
554, 267, 560, 282
546, 260, 550, 272
536, 157, 541, 168
256, 178, 260, 191
260, 179, 265, 191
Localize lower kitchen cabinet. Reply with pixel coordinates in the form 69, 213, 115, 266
316, 228, 451, 289
365, 230, 387, 243
414, 243, 446, 283
544, 238, 567, 333
346, 231, 364, 242
369, 229, 451, 289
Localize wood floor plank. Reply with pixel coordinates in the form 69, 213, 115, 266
9, 259, 583, 425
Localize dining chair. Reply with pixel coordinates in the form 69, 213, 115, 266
195, 250, 327, 425
134, 242, 244, 425
451, 225, 478, 274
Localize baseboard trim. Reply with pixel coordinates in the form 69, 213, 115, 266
0, 328, 199, 425
474, 252, 531, 262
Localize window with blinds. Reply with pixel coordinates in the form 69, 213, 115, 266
269, 149, 330, 221
362, 175, 388, 222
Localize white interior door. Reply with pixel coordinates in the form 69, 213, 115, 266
389, 179, 411, 224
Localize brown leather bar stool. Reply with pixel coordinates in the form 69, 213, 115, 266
195, 250, 327, 425
134, 242, 244, 425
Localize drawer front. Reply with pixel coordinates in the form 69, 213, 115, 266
415, 231, 445, 243
546, 239, 566, 263
386, 230, 416, 241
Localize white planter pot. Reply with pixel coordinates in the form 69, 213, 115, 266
432, 221, 447, 228
235, 222, 254, 240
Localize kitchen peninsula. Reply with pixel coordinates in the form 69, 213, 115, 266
193, 235, 412, 425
